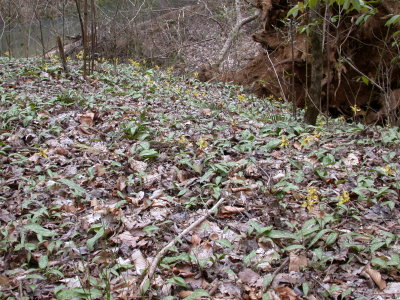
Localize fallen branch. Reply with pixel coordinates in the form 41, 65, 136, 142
135, 197, 225, 297
215, 0, 260, 69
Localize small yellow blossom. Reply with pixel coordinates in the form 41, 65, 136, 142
36, 148, 48, 158
76, 50, 84, 60
280, 136, 290, 147
312, 131, 321, 139
238, 94, 246, 102
177, 135, 189, 145
266, 95, 275, 101
197, 137, 208, 149
302, 187, 319, 211
382, 165, 394, 176
300, 135, 313, 147
350, 104, 361, 116
128, 59, 141, 68
337, 191, 350, 206
193, 72, 199, 78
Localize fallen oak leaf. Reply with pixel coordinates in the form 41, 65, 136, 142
274, 286, 301, 300
79, 111, 95, 127
363, 263, 387, 290
219, 206, 245, 215
95, 164, 106, 176
231, 184, 258, 193
131, 249, 148, 275
201, 108, 212, 116
289, 252, 308, 272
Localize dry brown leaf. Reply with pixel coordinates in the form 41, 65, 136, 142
143, 173, 160, 188
231, 184, 258, 193
364, 264, 387, 290
201, 108, 212, 116
177, 170, 190, 182
129, 159, 148, 173
131, 249, 148, 275
79, 111, 95, 126
238, 268, 260, 286
95, 164, 106, 176
293, 141, 302, 150
113, 231, 140, 247
115, 176, 127, 191
172, 265, 196, 278
0, 275, 10, 288
289, 253, 308, 272
220, 206, 245, 215
178, 291, 193, 299
55, 147, 71, 156
343, 153, 359, 166
191, 234, 202, 247
274, 285, 301, 300
149, 189, 164, 200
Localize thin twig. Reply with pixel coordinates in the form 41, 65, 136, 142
341, 57, 385, 92
260, 257, 289, 295
135, 198, 225, 297
265, 49, 288, 102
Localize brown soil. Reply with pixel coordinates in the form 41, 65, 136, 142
198, 0, 400, 124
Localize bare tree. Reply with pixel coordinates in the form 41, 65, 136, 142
304, 1, 323, 125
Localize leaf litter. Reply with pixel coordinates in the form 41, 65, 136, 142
0, 57, 400, 299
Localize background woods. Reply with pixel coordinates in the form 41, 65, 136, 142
2, 0, 398, 126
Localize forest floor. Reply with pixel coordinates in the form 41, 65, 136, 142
1, 58, 400, 300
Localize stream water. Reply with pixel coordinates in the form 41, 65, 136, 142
0, 0, 196, 58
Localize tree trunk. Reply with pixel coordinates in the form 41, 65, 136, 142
90, 0, 97, 74
57, 35, 69, 74
83, 0, 89, 76
304, 1, 323, 125
74, 0, 88, 76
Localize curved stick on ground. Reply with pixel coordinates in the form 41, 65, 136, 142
135, 197, 225, 297
260, 257, 289, 295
